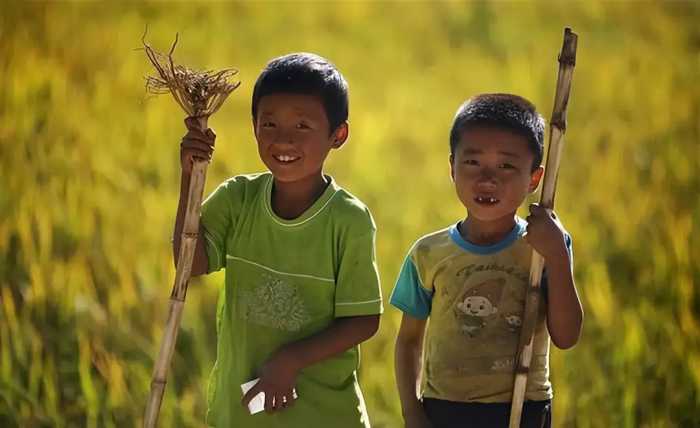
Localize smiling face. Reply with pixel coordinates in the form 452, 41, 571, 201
451, 127, 543, 224
254, 93, 348, 184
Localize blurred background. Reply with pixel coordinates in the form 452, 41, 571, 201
1, 1, 698, 427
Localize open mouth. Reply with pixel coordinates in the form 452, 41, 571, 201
474, 196, 499, 205
272, 154, 300, 164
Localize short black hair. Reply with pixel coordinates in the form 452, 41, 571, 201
251, 53, 349, 133
450, 94, 545, 169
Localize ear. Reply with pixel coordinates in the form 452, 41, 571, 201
331, 122, 349, 149
528, 165, 544, 193
449, 154, 455, 182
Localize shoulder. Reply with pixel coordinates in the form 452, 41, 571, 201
408, 227, 452, 259
218, 172, 270, 192
210, 172, 270, 200
328, 184, 376, 234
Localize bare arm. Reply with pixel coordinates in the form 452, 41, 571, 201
543, 247, 583, 349
526, 204, 583, 349
172, 117, 216, 277
172, 170, 209, 276
395, 314, 432, 428
242, 314, 381, 413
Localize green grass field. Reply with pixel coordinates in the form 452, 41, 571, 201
1, 2, 698, 427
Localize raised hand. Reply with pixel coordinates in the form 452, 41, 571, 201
525, 203, 568, 261
180, 116, 216, 174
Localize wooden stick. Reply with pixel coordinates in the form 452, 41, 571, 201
144, 118, 209, 428
508, 28, 578, 428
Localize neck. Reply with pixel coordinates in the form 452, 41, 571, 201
271, 172, 328, 220
460, 214, 517, 246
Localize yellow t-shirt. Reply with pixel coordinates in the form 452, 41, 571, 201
390, 218, 571, 403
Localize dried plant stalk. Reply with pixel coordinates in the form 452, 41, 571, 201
141, 32, 240, 428
142, 31, 241, 117
508, 28, 578, 428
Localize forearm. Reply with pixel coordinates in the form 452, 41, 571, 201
278, 315, 380, 371
395, 336, 424, 419
545, 251, 583, 349
172, 171, 208, 276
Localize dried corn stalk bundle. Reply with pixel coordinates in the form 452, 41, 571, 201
142, 32, 241, 117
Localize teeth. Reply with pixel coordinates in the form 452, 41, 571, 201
476, 196, 498, 203
275, 155, 298, 162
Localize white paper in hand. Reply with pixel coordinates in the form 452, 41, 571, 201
240, 378, 299, 415
241, 378, 265, 415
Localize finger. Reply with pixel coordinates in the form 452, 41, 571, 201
530, 203, 546, 215
181, 144, 212, 155
264, 389, 275, 413
182, 129, 213, 145
284, 391, 295, 408
206, 128, 216, 143
182, 150, 212, 162
181, 138, 214, 152
184, 116, 208, 132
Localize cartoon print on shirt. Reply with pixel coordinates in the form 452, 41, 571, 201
454, 278, 505, 337
503, 313, 523, 333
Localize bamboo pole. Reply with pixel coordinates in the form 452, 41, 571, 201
509, 28, 578, 428
144, 119, 209, 428
140, 32, 239, 427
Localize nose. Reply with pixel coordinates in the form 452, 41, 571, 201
475, 168, 498, 190
275, 129, 295, 145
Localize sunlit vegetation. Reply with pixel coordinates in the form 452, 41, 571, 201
1, 2, 698, 427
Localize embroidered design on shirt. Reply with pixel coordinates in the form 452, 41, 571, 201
454, 278, 505, 337
240, 274, 310, 331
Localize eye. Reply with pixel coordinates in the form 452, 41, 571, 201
463, 159, 478, 166
296, 122, 311, 130
499, 163, 516, 169
261, 121, 275, 129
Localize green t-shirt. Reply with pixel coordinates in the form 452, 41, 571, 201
200, 172, 383, 427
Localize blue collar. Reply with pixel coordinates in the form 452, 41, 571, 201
448, 217, 526, 255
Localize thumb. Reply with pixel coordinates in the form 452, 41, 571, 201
206, 128, 216, 143
184, 116, 201, 132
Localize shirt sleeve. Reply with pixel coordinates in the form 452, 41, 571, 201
200, 180, 237, 273
390, 254, 433, 319
334, 227, 383, 318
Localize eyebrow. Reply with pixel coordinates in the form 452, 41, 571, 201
461, 147, 521, 158
258, 109, 314, 119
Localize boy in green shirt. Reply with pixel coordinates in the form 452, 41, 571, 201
391, 94, 583, 427
174, 53, 383, 427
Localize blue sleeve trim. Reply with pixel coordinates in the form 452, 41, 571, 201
390, 257, 433, 319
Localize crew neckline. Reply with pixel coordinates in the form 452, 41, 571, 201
448, 217, 526, 255
262, 173, 338, 227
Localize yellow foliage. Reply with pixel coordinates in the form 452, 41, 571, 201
1, 2, 698, 427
